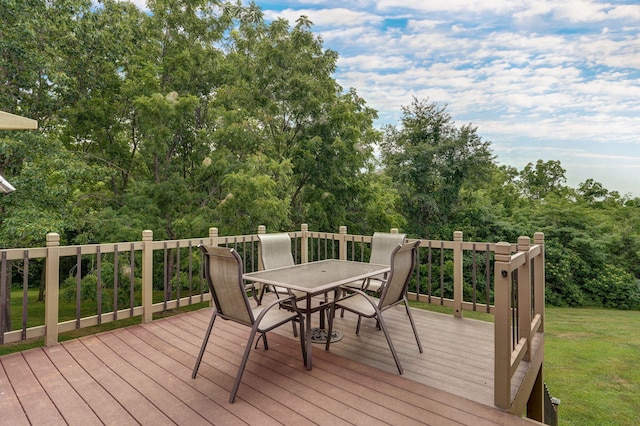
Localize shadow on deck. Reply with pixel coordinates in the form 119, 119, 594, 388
0, 303, 540, 425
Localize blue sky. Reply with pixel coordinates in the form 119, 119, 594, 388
128, 0, 640, 197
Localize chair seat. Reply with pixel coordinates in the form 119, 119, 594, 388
336, 293, 378, 317
279, 293, 334, 313
273, 286, 307, 299
251, 305, 301, 331
326, 241, 423, 376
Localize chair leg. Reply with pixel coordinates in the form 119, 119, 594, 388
192, 310, 218, 378
355, 315, 362, 334
404, 297, 423, 353
229, 325, 260, 403
298, 316, 308, 367
325, 302, 337, 351
254, 332, 268, 350
376, 314, 403, 375
256, 283, 267, 305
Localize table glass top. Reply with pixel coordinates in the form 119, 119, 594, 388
243, 259, 389, 294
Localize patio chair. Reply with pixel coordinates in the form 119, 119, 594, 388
344, 232, 406, 294
192, 244, 306, 403
257, 232, 331, 335
326, 240, 423, 375
256, 233, 305, 299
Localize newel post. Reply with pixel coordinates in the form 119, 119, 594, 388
141, 230, 154, 323
453, 231, 463, 318
534, 232, 545, 331
44, 232, 60, 346
257, 226, 266, 270
494, 241, 513, 410
518, 236, 532, 361
338, 226, 347, 260
301, 224, 309, 264
209, 227, 219, 246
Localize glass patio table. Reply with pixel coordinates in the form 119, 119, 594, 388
243, 259, 389, 370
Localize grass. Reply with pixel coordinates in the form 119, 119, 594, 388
0, 289, 209, 356
543, 307, 640, 426
410, 302, 640, 426
3, 292, 639, 424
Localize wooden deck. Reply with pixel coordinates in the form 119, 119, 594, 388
0, 299, 540, 425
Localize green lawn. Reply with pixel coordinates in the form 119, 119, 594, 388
1, 289, 208, 355
410, 303, 640, 426
544, 307, 640, 426
3, 292, 639, 425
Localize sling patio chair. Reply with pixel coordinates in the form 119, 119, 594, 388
191, 244, 306, 403
343, 231, 406, 294
256, 233, 307, 302
325, 240, 423, 375
258, 232, 335, 339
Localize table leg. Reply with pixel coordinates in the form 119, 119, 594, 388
305, 294, 313, 370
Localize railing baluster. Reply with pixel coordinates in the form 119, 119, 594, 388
130, 243, 135, 317
76, 247, 82, 329
176, 241, 181, 309
188, 241, 193, 304
113, 244, 119, 321
485, 245, 491, 313
0, 251, 7, 344
163, 242, 168, 312
427, 241, 432, 303
472, 244, 478, 310
439, 242, 445, 304
97, 246, 102, 325
22, 251, 29, 340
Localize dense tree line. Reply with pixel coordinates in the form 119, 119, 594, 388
1, 0, 638, 309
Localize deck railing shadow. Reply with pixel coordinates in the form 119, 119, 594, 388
0, 224, 545, 420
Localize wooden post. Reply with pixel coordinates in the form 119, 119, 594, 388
338, 226, 347, 260
527, 366, 545, 423
494, 241, 512, 410
527, 232, 546, 422
208, 227, 219, 307
44, 233, 60, 346
518, 236, 532, 361
534, 232, 545, 332
301, 224, 309, 264
453, 231, 463, 318
209, 227, 219, 246
141, 230, 153, 323
0, 251, 9, 342
257, 225, 266, 270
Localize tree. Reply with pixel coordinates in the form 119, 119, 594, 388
210, 12, 382, 232
518, 159, 568, 200
380, 98, 494, 238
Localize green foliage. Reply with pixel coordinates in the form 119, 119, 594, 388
61, 258, 142, 312
0, 1, 638, 310
380, 97, 494, 239
583, 265, 640, 310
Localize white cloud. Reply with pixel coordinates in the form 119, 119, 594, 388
375, 0, 519, 14
113, 0, 640, 195
607, 5, 640, 20
268, 7, 383, 27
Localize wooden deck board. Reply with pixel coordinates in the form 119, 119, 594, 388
21, 348, 102, 426
2, 352, 67, 425
0, 304, 540, 425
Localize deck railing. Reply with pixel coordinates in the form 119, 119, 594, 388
0, 224, 545, 418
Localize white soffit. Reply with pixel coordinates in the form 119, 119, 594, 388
0, 111, 38, 130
